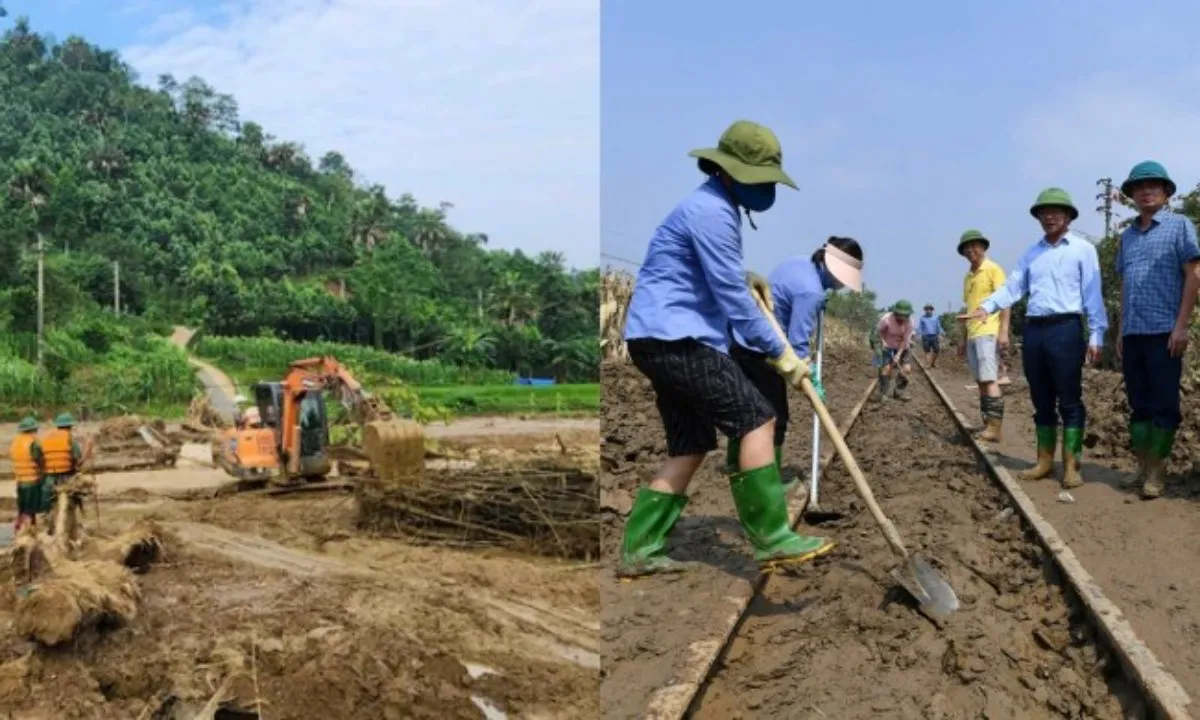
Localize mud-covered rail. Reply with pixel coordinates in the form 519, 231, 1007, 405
648, 365, 1190, 719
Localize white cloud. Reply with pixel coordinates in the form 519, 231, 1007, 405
121, 0, 599, 268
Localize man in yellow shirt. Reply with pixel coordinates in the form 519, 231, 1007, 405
958, 230, 1011, 442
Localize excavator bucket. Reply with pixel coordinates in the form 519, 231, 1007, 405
362, 419, 425, 484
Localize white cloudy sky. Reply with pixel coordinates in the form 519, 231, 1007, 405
109, 0, 599, 269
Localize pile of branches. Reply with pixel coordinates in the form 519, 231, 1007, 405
355, 465, 599, 561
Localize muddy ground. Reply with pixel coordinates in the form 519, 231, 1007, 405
599, 344, 876, 720
931, 356, 1200, 703
0, 425, 600, 719
692, 367, 1141, 719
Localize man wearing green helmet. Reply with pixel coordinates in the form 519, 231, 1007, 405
8, 416, 44, 532
957, 229, 1011, 443
1114, 161, 1200, 499
874, 300, 915, 401
618, 120, 834, 579
38, 412, 85, 520
967, 189, 1108, 489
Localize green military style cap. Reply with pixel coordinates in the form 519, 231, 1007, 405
54, 412, 75, 428
1122, 160, 1176, 197
1030, 188, 1078, 220
957, 229, 989, 256
892, 299, 914, 316
689, 120, 798, 189
17, 416, 38, 433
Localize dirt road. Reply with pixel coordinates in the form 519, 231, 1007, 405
599, 346, 876, 720
170, 325, 238, 424
930, 360, 1200, 701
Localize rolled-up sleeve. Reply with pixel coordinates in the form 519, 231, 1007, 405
1177, 218, 1200, 266
1081, 244, 1108, 346
690, 209, 786, 357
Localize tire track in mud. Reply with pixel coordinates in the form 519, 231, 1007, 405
693, 371, 1146, 719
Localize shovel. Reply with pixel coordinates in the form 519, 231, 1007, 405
753, 289, 959, 623
803, 312, 844, 524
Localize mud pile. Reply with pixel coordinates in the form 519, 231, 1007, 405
1080, 368, 1200, 477
694, 373, 1140, 718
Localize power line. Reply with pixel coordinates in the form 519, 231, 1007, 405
601, 251, 642, 268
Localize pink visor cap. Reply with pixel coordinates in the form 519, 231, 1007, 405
823, 243, 863, 292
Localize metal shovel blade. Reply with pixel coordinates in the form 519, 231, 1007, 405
890, 553, 959, 623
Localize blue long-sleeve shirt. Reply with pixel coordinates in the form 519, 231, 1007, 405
979, 234, 1108, 346
917, 315, 941, 337
624, 177, 786, 357
731, 257, 828, 359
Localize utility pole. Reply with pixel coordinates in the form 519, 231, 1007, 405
113, 260, 120, 314
36, 231, 44, 369
1096, 177, 1114, 238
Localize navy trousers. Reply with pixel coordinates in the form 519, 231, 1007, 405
1022, 315, 1086, 428
1121, 333, 1183, 430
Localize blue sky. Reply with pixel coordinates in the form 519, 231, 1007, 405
4, 0, 599, 270
602, 0, 1200, 309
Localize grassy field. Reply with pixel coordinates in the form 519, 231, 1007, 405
415, 384, 599, 416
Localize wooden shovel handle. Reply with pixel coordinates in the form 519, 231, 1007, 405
749, 287, 910, 559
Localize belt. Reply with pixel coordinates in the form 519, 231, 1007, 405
1025, 313, 1081, 326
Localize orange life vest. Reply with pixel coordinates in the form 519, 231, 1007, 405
9, 434, 39, 484
40, 429, 75, 475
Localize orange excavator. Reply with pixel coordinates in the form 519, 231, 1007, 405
213, 356, 423, 488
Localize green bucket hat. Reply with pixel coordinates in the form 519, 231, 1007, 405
53, 412, 75, 428
957, 229, 989, 256
1121, 160, 1176, 197
1030, 188, 1079, 221
689, 120, 798, 189
17, 416, 38, 433
892, 299, 913, 316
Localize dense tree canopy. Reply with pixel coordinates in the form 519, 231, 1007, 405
0, 13, 598, 382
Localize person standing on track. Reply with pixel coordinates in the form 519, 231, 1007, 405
724, 237, 866, 493
617, 120, 835, 579
917, 303, 943, 368
967, 188, 1108, 489
875, 300, 915, 401
957, 229, 1011, 443
1113, 161, 1200, 500
9, 416, 44, 532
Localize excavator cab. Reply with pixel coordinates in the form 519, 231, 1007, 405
253, 381, 333, 480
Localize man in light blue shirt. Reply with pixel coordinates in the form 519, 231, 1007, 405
725, 237, 866, 490
916, 303, 943, 368
1114, 161, 1200, 499
619, 120, 834, 579
967, 188, 1108, 489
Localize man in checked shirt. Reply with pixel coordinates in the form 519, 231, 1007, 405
1115, 161, 1200, 499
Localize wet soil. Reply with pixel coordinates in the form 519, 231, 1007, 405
599, 345, 876, 720
932, 358, 1200, 702
693, 369, 1141, 719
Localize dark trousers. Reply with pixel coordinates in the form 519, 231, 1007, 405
1022, 315, 1086, 428
730, 342, 789, 446
1121, 333, 1183, 430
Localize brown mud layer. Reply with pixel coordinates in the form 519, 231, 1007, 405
599, 344, 876, 720
693, 368, 1143, 718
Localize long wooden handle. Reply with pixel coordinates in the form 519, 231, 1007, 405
750, 288, 910, 559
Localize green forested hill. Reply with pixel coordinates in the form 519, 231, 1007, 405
0, 12, 598, 384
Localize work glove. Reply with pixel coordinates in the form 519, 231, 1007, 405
746, 271, 773, 312
767, 347, 810, 389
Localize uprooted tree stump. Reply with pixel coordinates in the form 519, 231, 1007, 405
6, 480, 167, 646
354, 457, 599, 561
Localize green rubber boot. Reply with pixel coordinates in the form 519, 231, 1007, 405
617, 488, 693, 578
777, 445, 798, 495
1123, 421, 1152, 490
1062, 427, 1085, 489
729, 463, 834, 571
724, 437, 741, 475
1142, 426, 1176, 500
1018, 426, 1057, 481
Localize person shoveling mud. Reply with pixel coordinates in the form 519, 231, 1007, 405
616, 120, 836, 579
872, 301, 914, 403
725, 236, 866, 498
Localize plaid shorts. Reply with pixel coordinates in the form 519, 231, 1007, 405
628, 338, 776, 457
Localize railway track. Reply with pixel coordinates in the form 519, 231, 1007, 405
636, 363, 1191, 720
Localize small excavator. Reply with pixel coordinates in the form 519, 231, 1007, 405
212, 356, 424, 490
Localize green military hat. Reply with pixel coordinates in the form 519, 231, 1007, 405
1030, 188, 1079, 221
892, 299, 914, 316
1121, 160, 1176, 197
689, 120, 798, 189
53, 412, 75, 428
17, 416, 38, 433
957, 229, 989, 256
